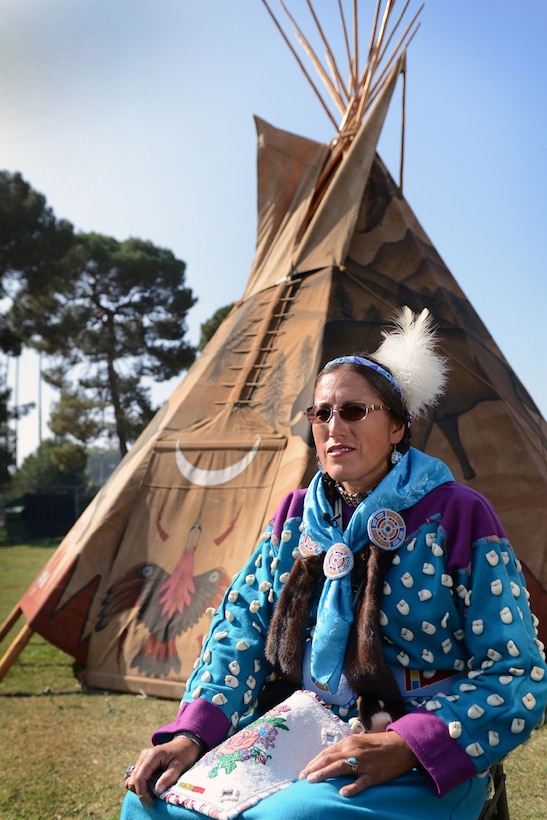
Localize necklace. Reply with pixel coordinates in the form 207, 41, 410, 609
335, 482, 370, 507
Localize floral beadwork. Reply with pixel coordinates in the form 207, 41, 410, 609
200, 703, 291, 778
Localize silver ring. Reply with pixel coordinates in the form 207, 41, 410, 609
345, 756, 359, 774
123, 764, 136, 782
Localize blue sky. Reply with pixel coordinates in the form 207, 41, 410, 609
1, 0, 546, 465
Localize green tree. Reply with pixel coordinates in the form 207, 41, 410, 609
199, 303, 233, 351
0, 170, 74, 353
0, 171, 74, 478
13, 232, 198, 458
10, 438, 91, 496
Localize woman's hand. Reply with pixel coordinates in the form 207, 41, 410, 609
298, 731, 418, 798
124, 736, 202, 808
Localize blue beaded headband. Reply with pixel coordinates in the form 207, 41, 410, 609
326, 355, 403, 395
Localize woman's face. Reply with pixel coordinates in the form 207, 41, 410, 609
312, 367, 405, 493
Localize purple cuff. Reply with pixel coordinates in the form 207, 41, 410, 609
151, 699, 230, 750
388, 710, 477, 796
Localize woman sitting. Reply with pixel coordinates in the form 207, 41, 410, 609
121, 308, 547, 820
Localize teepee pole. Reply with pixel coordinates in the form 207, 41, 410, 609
352, 0, 359, 96
280, 0, 343, 110
305, 0, 349, 105
337, 0, 353, 97
400, 53, 407, 192
367, 20, 421, 110
0, 621, 34, 683
261, 0, 340, 129
0, 602, 23, 642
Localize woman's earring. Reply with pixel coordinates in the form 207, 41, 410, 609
391, 445, 403, 465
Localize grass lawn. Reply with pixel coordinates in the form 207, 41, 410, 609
1, 544, 546, 819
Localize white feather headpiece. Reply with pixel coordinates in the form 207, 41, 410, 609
373, 307, 448, 420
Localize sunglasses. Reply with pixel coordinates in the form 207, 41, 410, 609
304, 403, 390, 424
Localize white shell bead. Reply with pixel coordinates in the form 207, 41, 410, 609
225, 675, 239, 688
522, 693, 537, 711
488, 731, 500, 747
490, 579, 503, 596
486, 693, 505, 706
418, 589, 432, 601
468, 704, 485, 719
212, 693, 228, 706
500, 607, 513, 624
466, 742, 484, 757
507, 640, 520, 657
448, 721, 462, 738
511, 718, 525, 733
236, 640, 250, 651
485, 550, 499, 566
510, 582, 521, 598
532, 666, 545, 681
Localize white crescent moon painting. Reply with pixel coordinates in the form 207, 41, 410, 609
175, 439, 261, 487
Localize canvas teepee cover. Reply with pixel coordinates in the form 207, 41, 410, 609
4, 4, 546, 698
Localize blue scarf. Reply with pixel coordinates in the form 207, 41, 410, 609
300, 447, 453, 694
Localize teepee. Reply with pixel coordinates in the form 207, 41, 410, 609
2, 0, 545, 698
